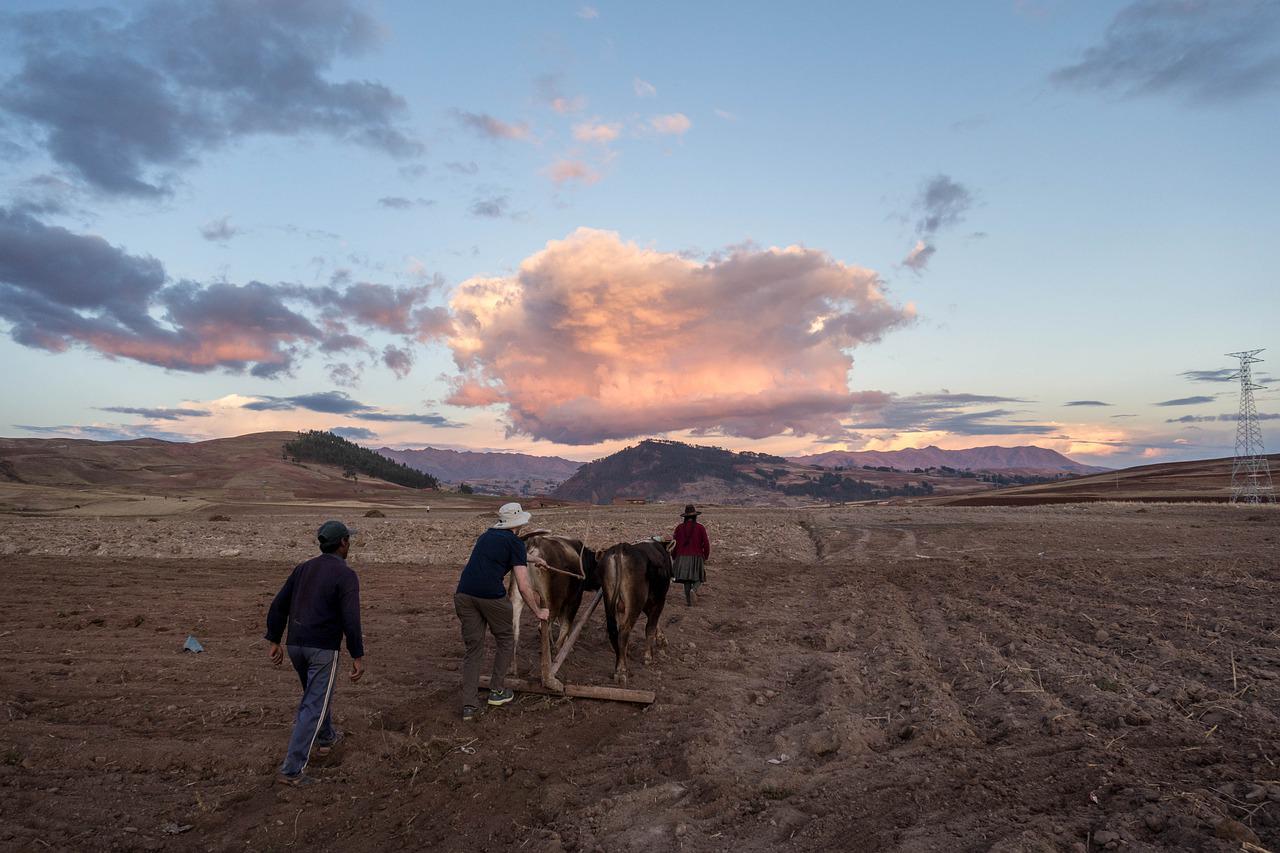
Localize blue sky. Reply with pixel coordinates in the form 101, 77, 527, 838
1, 0, 1277, 467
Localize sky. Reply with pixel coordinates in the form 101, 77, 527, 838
1, 0, 1278, 468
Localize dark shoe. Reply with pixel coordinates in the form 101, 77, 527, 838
487, 687, 515, 707
276, 773, 316, 787
461, 705, 478, 722
315, 731, 344, 756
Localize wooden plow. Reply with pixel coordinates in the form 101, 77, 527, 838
479, 588, 655, 705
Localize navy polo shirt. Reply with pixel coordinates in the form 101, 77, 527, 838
456, 527, 527, 599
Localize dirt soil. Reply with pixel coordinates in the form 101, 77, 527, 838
3, 503, 1280, 852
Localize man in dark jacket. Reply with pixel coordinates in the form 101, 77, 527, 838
265, 520, 365, 786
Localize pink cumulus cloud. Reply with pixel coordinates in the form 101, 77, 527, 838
572, 121, 621, 143
649, 113, 691, 135
545, 159, 601, 186
445, 228, 914, 444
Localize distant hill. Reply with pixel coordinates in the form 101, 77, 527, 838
551, 439, 1033, 506
0, 431, 447, 512
287, 430, 438, 489
790, 445, 1107, 476
932, 453, 1280, 506
378, 446, 581, 485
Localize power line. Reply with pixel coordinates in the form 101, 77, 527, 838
1227, 349, 1275, 504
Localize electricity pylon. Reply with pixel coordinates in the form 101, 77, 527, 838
1227, 349, 1275, 504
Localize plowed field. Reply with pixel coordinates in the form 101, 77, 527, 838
2, 503, 1279, 852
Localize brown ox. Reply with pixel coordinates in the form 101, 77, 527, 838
598, 539, 673, 684
506, 530, 600, 677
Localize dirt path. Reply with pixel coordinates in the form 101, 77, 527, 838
1, 504, 1278, 851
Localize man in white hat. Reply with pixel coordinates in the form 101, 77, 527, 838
454, 502, 548, 721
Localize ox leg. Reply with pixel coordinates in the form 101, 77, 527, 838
509, 581, 523, 677
539, 619, 565, 692
613, 601, 636, 686
644, 579, 671, 663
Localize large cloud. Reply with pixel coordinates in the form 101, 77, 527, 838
445, 228, 914, 444
0, 0, 420, 197
0, 207, 448, 376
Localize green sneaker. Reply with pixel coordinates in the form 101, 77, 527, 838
487, 687, 515, 707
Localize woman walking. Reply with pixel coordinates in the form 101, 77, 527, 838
672, 504, 711, 606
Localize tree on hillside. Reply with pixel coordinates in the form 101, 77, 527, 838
283, 431, 439, 489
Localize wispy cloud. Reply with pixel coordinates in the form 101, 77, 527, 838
1155, 395, 1216, 406
330, 426, 376, 440
847, 393, 1044, 434
98, 406, 210, 420
572, 121, 622, 143
1180, 367, 1271, 384
1064, 400, 1112, 407
713, 108, 739, 121
199, 216, 240, 242
535, 74, 587, 115
915, 174, 974, 236
545, 159, 601, 186
241, 390, 459, 426
382, 344, 413, 378
452, 110, 531, 141
900, 174, 974, 273
633, 78, 657, 98
1050, 0, 1280, 103
15, 423, 192, 441
445, 161, 479, 175
578, 6, 599, 20
470, 195, 510, 218
377, 196, 434, 210
901, 240, 935, 273
649, 113, 691, 135
1167, 412, 1280, 423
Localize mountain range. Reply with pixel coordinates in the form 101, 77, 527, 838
550, 439, 1088, 506
789, 445, 1107, 475
378, 445, 583, 496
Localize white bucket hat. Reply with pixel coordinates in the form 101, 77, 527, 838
493, 501, 531, 529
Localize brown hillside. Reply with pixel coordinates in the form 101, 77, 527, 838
0, 431, 454, 514
934, 453, 1279, 506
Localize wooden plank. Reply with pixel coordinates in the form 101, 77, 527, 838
548, 590, 603, 681
479, 675, 654, 705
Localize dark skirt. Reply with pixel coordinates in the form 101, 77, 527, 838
672, 555, 706, 583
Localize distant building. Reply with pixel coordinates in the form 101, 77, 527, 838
613, 496, 647, 505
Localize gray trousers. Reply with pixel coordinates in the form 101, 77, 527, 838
281, 645, 340, 777
453, 593, 513, 710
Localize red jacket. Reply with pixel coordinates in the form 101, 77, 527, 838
672, 520, 710, 559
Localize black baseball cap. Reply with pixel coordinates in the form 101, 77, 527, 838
317, 520, 355, 546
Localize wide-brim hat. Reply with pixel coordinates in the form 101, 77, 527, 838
681, 504, 700, 518
493, 501, 532, 529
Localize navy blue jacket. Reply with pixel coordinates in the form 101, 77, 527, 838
265, 553, 364, 658
456, 528, 527, 599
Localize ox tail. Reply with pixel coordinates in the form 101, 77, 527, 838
580, 544, 602, 591
603, 552, 621, 654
